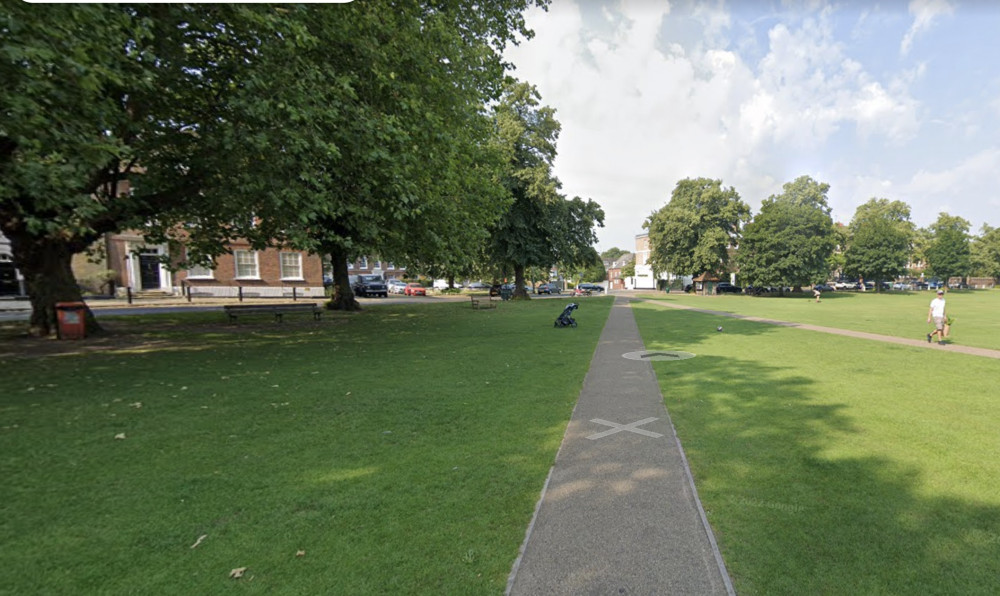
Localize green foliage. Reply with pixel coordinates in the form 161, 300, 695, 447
924, 213, 971, 280
844, 198, 913, 287
970, 224, 1000, 279
1, 2, 545, 327
738, 176, 836, 288
621, 260, 636, 278
487, 81, 604, 297
644, 177, 749, 277
600, 247, 627, 260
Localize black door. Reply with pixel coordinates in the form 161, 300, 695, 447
0, 262, 18, 295
139, 254, 161, 289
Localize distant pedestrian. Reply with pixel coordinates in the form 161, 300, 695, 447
927, 290, 947, 344
813, 288, 822, 302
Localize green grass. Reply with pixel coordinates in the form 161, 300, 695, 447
632, 300, 1000, 595
0, 298, 613, 595
641, 288, 1000, 350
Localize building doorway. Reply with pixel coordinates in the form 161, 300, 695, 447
138, 250, 162, 290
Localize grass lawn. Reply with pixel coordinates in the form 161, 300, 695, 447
0, 297, 613, 594
639, 288, 1000, 351
632, 299, 1000, 595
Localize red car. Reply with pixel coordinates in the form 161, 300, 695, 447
404, 283, 426, 296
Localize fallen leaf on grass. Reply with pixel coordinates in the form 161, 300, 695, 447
130, 402, 142, 408
229, 567, 247, 579
114, 433, 126, 440
190, 534, 207, 549
296, 550, 306, 557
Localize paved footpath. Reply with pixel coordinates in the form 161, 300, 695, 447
507, 296, 734, 595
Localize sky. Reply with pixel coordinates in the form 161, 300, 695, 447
502, 0, 1000, 254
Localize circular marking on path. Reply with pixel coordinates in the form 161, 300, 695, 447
622, 350, 696, 361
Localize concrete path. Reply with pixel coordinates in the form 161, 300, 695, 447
507, 296, 734, 595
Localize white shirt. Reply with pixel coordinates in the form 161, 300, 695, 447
930, 297, 946, 318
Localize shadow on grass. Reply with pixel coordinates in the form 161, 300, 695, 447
635, 306, 1000, 595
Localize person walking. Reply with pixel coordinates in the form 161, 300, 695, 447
927, 289, 947, 344
813, 287, 822, 302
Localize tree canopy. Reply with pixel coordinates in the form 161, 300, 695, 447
1, 2, 545, 331
924, 213, 971, 281
737, 176, 836, 290
843, 198, 913, 289
487, 81, 604, 298
644, 177, 749, 278
971, 225, 1000, 280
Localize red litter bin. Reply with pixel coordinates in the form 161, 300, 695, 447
55, 302, 87, 340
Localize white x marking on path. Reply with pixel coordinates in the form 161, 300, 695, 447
587, 417, 664, 440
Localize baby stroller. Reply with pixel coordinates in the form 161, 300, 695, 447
554, 303, 579, 328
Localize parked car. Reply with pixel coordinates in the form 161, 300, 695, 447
537, 282, 562, 294
387, 279, 407, 294
926, 279, 944, 289
715, 282, 742, 294
404, 283, 426, 296
467, 281, 490, 290
813, 283, 834, 292
577, 283, 604, 293
352, 274, 388, 298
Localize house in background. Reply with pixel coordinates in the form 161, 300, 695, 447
0, 233, 26, 297
603, 252, 634, 291
72, 231, 325, 299
626, 234, 669, 290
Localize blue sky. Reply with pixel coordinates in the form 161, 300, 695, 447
503, 0, 1000, 253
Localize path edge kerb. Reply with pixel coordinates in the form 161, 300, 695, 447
505, 296, 736, 595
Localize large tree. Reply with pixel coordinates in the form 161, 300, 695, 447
924, 213, 971, 282
488, 81, 603, 299
2, 2, 544, 335
970, 224, 1000, 280
147, 2, 541, 311
843, 198, 913, 290
1, 5, 297, 335
738, 176, 837, 292
644, 178, 749, 278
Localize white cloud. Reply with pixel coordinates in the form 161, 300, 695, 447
901, 0, 955, 56
504, 0, 991, 250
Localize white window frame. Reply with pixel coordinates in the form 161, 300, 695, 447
279, 252, 304, 280
360, 256, 369, 269
234, 250, 260, 280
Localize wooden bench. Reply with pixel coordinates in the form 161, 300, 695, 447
470, 295, 497, 310
224, 303, 322, 323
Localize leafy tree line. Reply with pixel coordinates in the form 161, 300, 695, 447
644, 174, 998, 293
2, 1, 605, 335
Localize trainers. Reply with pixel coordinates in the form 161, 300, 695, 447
926, 334, 932, 343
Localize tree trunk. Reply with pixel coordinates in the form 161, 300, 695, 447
512, 264, 530, 300
8, 230, 100, 337
325, 246, 361, 311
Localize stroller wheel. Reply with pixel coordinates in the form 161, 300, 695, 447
571, 321, 577, 327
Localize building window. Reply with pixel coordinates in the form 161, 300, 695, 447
280, 252, 303, 280
187, 261, 214, 279
234, 250, 259, 279
360, 256, 368, 269
347, 261, 355, 270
